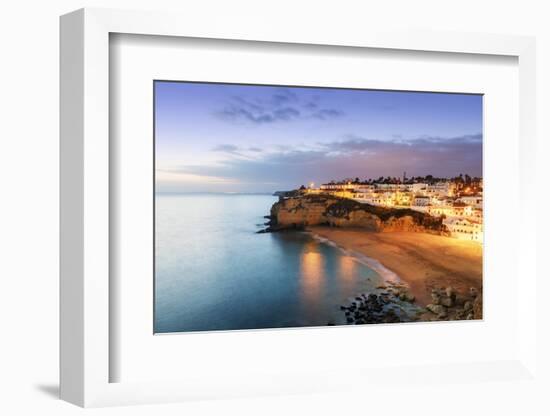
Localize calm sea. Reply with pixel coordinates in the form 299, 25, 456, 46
154, 193, 387, 333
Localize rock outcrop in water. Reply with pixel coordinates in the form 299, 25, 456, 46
262, 194, 445, 234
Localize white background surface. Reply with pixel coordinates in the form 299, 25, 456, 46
1, 0, 548, 415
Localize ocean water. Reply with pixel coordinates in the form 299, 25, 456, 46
154, 193, 390, 333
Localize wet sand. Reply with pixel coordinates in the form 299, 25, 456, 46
308, 227, 482, 306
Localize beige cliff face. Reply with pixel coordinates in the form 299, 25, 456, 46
380, 215, 424, 233
270, 196, 335, 227
326, 210, 381, 230
269, 195, 443, 233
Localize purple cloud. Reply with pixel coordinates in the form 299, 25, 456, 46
217, 88, 344, 125
169, 133, 482, 192
211, 144, 240, 153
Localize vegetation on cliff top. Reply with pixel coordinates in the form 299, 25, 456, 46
325, 197, 443, 230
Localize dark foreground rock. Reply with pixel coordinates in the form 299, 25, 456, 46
422, 286, 483, 321
341, 283, 483, 325
340, 282, 420, 325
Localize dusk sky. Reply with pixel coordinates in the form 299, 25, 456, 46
155, 81, 482, 193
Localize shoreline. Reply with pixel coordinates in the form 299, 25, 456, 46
307, 226, 482, 307
309, 233, 402, 284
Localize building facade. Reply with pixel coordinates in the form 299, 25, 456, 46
443, 218, 483, 243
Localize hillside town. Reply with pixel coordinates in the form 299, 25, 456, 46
300, 174, 483, 243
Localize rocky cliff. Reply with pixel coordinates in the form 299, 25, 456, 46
264, 194, 445, 233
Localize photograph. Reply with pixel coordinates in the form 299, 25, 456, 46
154, 81, 483, 334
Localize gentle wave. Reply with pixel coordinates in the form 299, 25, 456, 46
309, 232, 401, 284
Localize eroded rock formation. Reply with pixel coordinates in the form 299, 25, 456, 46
264, 194, 445, 234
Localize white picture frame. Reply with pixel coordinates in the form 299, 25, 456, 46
60, 7, 538, 407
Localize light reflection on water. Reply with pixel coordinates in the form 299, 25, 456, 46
299, 244, 325, 322
338, 255, 358, 290
155, 193, 384, 333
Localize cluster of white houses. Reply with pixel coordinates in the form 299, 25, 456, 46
307, 180, 483, 243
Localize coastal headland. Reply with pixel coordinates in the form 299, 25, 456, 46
263, 194, 483, 322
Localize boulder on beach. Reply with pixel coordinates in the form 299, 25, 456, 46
440, 296, 454, 308
473, 292, 483, 319
398, 291, 415, 303
426, 303, 447, 318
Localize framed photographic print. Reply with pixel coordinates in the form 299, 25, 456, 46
60, 8, 539, 408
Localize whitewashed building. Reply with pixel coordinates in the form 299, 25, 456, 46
443, 218, 483, 243
425, 182, 456, 197
428, 203, 474, 218
458, 195, 483, 209
412, 195, 431, 206
405, 183, 428, 193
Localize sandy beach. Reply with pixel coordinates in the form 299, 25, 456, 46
308, 227, 482, 306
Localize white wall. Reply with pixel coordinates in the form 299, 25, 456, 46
0, 1, 548, 415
